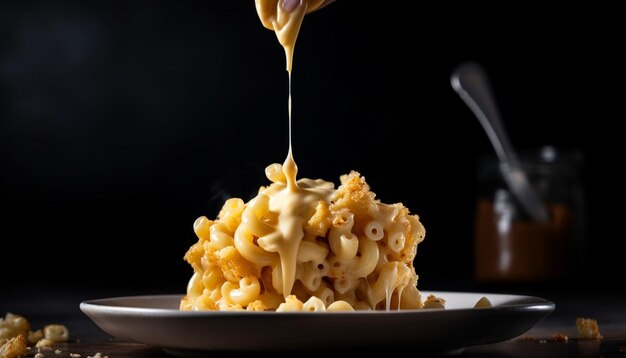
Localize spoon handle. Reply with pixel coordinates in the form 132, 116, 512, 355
451, 62, 549, 222
451, 63, 518, 165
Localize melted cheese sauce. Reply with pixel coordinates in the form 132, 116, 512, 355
259, 176, 334, 296
255, 0, 325, 72
255, 0, 328, 297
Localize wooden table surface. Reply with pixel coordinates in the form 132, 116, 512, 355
3, 288, 626, 357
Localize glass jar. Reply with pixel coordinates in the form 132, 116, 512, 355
474, 146, 584, 282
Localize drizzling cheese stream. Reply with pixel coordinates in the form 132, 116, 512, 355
255, 0, 331, 298
180, 0, 427, 312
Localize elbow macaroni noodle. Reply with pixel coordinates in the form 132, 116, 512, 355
181, 163, 426, 311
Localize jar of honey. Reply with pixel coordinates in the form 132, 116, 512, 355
474, 146, 584, 282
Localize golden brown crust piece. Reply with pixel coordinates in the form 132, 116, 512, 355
576, 318, 603, 340
0, 334, 28, 358
332, 172, 376, 214
183, 241, 205, 272
402, 214, 425, 264
217, 246, 260, 281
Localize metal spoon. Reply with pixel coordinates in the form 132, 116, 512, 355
451, 62, 549, 222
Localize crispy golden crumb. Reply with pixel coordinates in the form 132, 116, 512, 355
246, 300, 268, 311
401, 213, 425, 263
217, 246, 260, 281
553, 333, 568, 342
576, 318, 603, 340
423, 294, 446, 309
332, 172, 376, 214
183, 241, 205, 272
0, 334, 28, 358
331, 208, 350, 226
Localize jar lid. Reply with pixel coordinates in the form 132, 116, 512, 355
477, 146, 583, 181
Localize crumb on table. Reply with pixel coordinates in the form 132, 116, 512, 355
553, 332, 569, 342
576, 318, 603, 340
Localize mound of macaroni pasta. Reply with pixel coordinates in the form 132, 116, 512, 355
181, 163, 426, 311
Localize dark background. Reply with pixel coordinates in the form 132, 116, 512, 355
1, 1, 622, 295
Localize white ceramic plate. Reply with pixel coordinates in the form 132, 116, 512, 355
80, 291, 553, 355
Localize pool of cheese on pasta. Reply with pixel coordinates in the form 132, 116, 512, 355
180, 162, 426, 312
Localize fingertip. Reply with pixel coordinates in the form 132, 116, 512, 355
281, 0, 301, 12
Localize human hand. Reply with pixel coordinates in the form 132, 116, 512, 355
281, 0, 336, 13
